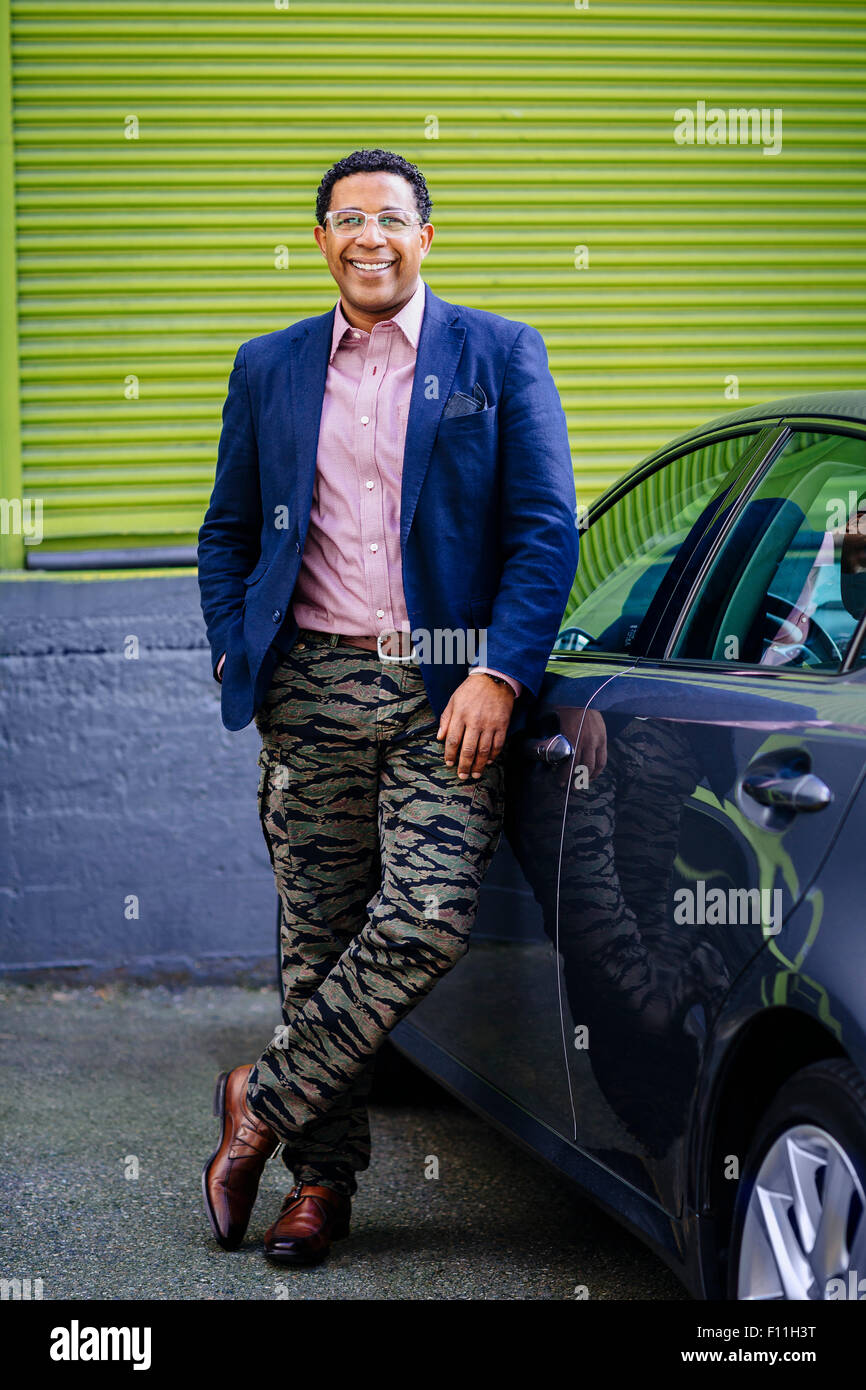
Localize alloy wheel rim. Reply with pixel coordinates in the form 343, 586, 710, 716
738, 1123, 866, 1299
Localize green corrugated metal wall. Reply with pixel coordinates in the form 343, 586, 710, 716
3, 0, 866, 566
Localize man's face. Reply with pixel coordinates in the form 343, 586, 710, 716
313, 171, 434, 323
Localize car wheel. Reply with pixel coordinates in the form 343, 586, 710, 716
729, 1059, 866, 1300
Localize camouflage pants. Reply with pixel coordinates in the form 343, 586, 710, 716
245, 630, 506, 1197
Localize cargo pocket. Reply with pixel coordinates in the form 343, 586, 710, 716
459, 757, 506, 867
257, 744, 299, 912
257, 746, 292, 868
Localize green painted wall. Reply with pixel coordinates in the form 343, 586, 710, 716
4, 0, 866, 564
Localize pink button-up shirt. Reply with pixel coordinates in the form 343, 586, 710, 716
290, 278, 520, 697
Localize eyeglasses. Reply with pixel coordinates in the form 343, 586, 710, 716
324, 209, 425, 237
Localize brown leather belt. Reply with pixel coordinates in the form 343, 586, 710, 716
297, 628, 417, 660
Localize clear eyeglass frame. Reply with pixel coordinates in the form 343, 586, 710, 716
324, 209, 425, 237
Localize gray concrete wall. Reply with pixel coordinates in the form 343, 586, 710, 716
0, 575, 277, 984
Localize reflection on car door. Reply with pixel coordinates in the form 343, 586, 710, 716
496, 428, 775, 1142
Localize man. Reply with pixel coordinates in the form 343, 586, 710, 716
197, 149, 578, 1267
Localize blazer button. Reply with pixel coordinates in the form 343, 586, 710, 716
272, 609, 282, 623
295, 542, 300, 553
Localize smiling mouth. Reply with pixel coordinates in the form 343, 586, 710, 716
346, 259, 396, 274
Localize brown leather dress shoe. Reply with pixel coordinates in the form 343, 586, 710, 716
202, 1064, 280, 1251
263, 1183, 351, 1266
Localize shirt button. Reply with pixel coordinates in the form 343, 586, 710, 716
376, 608, 385, 619
365, 479, 374, 490
360, 415, 369, 425
272, 609, 281, 623
352, 331, 361, 339
369, 543, 378, 553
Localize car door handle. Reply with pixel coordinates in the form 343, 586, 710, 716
522, 734, 573, 764
741, 771, 833, 812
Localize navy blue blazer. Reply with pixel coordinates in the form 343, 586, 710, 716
197, 283, 579, 733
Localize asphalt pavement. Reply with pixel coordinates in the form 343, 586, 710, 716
0, 983, 689, 1300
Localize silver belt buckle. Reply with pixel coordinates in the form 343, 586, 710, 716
377, 629, 418, 664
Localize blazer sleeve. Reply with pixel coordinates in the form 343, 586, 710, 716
483, 323, 579, 697
197, 343, 263, 678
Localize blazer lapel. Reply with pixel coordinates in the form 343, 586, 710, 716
288, 307, 334, 546
400, 289, 466, 553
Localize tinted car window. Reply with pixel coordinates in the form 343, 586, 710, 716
672, 429, 866, 672
555, 432, 760, 657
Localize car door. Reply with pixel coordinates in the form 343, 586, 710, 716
553, 421, 866, 1218
483, 424, 778, 1138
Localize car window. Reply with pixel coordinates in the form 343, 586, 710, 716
671, 429, 866, 672
554, 432, 761, 657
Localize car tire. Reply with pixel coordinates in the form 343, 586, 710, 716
728, 1058, 866, 1300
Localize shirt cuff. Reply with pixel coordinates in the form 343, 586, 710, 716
469, 666, 522, 698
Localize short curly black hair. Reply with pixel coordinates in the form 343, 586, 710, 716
315, 149, 432, 227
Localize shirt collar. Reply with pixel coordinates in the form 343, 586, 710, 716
329, 278, 426, 362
